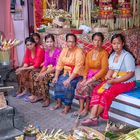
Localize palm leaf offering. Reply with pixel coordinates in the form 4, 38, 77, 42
36, 129, 68, 140
69, 126, 105, 140
0, 36, 21, 51
104, 121, 138, 140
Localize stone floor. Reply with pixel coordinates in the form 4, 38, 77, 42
4, 81, 135, 138
6, 92, 108, 133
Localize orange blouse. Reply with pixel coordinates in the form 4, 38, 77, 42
56, 47, 85, 76
84, 48, 109, 81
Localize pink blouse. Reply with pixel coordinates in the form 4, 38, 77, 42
44, 48, 61, 67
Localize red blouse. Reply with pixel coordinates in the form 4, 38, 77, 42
23, 45, 45, 68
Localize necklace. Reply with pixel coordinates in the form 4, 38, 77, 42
92, 51, 99, 60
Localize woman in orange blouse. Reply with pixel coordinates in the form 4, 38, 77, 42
51, 33, 85, 114
75, 32, 108, 117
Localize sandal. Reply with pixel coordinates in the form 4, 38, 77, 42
42, 100, 50, 107
16, 91, 30, 99
24, 96, 31, 102
81, 118, 98, 126
24, 95, 36, 102
30, 97, 43, 103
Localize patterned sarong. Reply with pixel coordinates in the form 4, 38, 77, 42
54, 73, 82, 106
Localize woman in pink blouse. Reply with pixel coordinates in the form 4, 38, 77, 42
15, 36, 45, 97
28, 34, 61, 107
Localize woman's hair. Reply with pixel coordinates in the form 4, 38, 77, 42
31, 32, 41, 39
66, 33, 77, 42
25, 37, 36, 44
45, 34, 55, 42
92, 32, 104, 42
110, 33, 136, 61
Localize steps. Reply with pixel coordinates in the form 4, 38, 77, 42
0, 106, 23, 140
109, 87, 140, 127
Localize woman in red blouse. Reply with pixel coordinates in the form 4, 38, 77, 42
16, 36, 45, 97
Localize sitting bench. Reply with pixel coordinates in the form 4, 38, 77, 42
49, 66, 140, 127
49, 84, 140, 127
109, 87, 140, 127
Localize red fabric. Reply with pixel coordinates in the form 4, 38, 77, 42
90, 81, 136, 120
34, 0, 43, 28
24, 45, 45, 68
65, 64, 75, 74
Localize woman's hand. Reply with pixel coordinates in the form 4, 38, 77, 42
80, 79, 87, 85
52, 77, 58, 84
63, 79, 70, 88
36, 73, 45, 81
105, 74, 112, 80
15, 67, 24, 74
84, 78, 93, 86
107, 78, 116, 84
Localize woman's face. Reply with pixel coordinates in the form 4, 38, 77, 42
45, 37, 55, 50
66, 36, 76, 49
112, 37, 124, 54
33, 36, 40, 44
26, 41, 35, 50
92, 35, 103, 49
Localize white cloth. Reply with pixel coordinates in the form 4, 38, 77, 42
109, 49, 136, 83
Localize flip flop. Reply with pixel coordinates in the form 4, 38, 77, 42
16, 93, 27, 99
24, 96, 32, 102
42, 101, 50, 107
30, 97, 43, 103
81, 118, 98, 126
16, 91, 30, 99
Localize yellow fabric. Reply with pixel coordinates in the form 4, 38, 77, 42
112, 71, 128, 78
56, 47, 85, 76
98, 83, 106, 94
84, 48, 109, 81
98, 71, 128, 94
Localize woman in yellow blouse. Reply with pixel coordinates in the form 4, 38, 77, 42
51, 33, 85, 114
75, 32, 109, 117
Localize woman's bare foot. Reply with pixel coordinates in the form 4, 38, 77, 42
60, 106, 71, 115
49, 104, 62, 111
42, 99, 50, 107
16, 90, 28, 98
80, 109, 88, 117
30, 96, 43, 103
28, 95, 36, 100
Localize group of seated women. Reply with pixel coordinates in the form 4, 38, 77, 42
15, 32, 136, 126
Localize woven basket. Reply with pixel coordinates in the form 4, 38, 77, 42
69, 126, 105, 140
